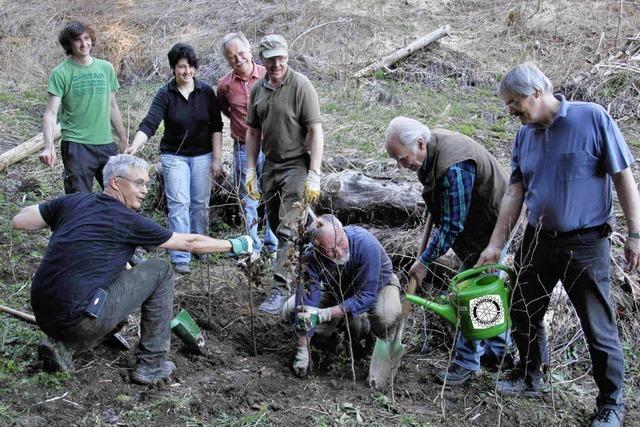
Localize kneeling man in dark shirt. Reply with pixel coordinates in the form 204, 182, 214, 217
11, 154, 251, 384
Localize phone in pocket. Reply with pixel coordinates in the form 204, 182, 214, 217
84, 287, 108, 319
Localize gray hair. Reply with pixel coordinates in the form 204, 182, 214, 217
308, 214, 344, 244
221, 32, 250, 53
384, 116, 431, 150
103, 154, 149, 187
499, 62, 553, 96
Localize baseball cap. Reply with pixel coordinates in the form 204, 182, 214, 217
258, 34, 288, 58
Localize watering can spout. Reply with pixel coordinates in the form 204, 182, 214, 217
405, 294, 457, 325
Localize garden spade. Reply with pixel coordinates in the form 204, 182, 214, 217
171, 309, 206, 355
368, 213, 432, 389
368, 277, 418, 388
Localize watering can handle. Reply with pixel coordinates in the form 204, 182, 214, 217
449, 263, 516, 291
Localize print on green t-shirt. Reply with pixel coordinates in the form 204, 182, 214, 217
47, 58, 119, 145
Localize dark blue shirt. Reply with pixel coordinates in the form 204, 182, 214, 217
138, 78, 223, 156
510, 95, 634, 231
31, 193, 173, 330
299, 226, 394, 316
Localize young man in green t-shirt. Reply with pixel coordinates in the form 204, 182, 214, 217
40, 21, 128, 194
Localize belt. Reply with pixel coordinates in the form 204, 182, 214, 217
527, 224, 607, 239
233, 139, 246, 144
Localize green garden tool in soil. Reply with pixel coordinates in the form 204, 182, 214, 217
368, 215, 432, 389
405, 263, 515, 341
171, 309, 205, 355
368, 277, 418, 389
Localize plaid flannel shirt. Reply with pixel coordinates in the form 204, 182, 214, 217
419, 160, 477, 267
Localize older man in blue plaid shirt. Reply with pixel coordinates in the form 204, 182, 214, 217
385, 116, 509, 385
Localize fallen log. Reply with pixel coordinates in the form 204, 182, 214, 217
317, 170, 425, 227
153, 165, 427, 228
0, 124, 61, 172
353, 25, 451, 78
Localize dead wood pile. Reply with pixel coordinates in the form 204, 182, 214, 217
564, 32, 640, 119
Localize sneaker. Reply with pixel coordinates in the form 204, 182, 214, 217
435, 364, 478, 386
258, 291, 289, 315
173, 262, 191, 275
496, 371, 542, 397
131, 360, 176, 385
38, 337, 74, 372
591, 408, 624, 427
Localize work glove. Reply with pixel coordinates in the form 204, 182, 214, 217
303, 170, 321, 204
244, 168, 261, 201
227, 235, 253, 256
292, 346, 309, 377
296, 306, 332, 333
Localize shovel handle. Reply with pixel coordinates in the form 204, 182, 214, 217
0, 304, 37, 324
401, 277, 419, 317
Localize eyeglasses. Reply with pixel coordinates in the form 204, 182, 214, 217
504, 97, 521, 111
116, 176, 149, 189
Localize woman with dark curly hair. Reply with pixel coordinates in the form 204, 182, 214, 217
127, 43, 223, 275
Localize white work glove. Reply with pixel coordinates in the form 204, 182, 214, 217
292, 346, 309, 378
227, 235, 254, 255
244, 168, 261, 201
303, 170, 321, 204
296, 306, 332, 333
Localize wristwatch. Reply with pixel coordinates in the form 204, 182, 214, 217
628, 232, 640, 239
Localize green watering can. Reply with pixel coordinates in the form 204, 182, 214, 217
406, 263, 515, 340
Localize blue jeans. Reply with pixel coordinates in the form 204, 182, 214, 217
233, 141, 278, 254
452, 250, 511, 372
160, 152, 212, 264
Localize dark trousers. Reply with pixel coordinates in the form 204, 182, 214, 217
58, 259, 174, 365
513, 225, 624, 410
262, 156, 308, 292
61, 140, 118, 194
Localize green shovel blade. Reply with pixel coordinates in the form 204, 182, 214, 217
171, 309, 205, 354
368, 318, 406, 388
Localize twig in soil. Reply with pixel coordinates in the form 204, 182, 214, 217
225, 178, 258, 356
36, 391, 68, 405
62, 398, 81, 408
74, 358, 98, 373
106, 356, 122, 369
219, 316, 246, 333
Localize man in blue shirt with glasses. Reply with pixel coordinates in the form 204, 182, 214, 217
477, 62, 640, 427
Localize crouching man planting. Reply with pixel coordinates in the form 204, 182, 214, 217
11, 154, 252, 385
281, 214, 401, 377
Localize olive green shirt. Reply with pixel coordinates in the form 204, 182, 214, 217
246, 68, 321, 162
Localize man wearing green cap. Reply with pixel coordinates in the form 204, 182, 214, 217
245, 34, 324, 314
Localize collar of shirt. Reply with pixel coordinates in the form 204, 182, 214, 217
167, 77, 204, 93
232, 61, 263, 82
417, 137, 438, 193
525, 94, 569, 130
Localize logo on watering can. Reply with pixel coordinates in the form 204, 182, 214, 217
469, 295, 504, 329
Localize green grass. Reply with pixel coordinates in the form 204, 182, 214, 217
317, 79, 513, 162
210, 409, 269, 427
